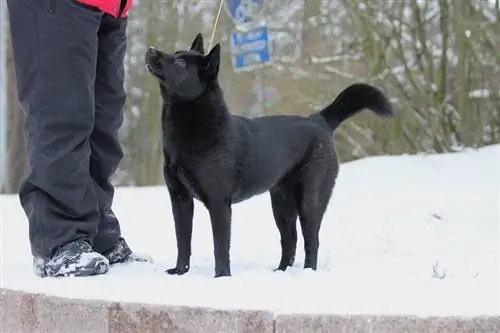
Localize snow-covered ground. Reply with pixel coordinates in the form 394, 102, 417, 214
1, 145, 499, 317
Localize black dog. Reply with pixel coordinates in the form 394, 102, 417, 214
145, 33, 394, 278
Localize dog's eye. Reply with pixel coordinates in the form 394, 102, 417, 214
174, 58, 186, 67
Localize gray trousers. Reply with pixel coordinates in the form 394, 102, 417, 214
7, 0, 128, 258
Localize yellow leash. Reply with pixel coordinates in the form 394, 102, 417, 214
208, 0, 225, 50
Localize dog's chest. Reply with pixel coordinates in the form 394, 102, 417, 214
168, 160, 202, 199
165, 148, 235, 204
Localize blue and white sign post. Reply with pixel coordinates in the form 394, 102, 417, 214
230, 26, 272, 73
224, 0, 272, 116
224, 0, 264, 29
224, 0, 272, 73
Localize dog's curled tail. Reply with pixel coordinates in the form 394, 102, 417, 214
316, 83, 395, 131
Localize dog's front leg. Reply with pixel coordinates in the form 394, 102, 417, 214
164, 169, 194, 275
168, 193, 194, 275
207, 200, 232, 278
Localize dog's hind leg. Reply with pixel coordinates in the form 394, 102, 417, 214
295, 144, 337, 270
270, 181, 298, 271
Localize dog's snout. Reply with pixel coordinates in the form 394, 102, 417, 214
148, 46, 157, 57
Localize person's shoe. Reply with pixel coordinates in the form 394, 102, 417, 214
33, 239, 109, 278
101, 237, 153, 265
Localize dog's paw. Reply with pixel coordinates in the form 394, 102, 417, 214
273, 265, 289, 272
214, 268, 231, 278
274, 255, 295, 272
166, 265, 189, 275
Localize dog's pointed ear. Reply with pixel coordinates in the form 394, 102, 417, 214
204, 43, 221, 78
190, 33, 204, 54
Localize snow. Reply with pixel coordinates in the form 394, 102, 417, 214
1, 145, 499, 317
469, 89, 496, 99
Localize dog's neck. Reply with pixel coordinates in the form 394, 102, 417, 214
162, 83, 231, 147
168, 82, 217, 107
166, 83, 229, 115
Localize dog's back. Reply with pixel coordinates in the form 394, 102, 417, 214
229, 114, 329, 201
229, 83, 395, 202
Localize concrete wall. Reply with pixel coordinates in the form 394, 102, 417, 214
1, 288, 499, 333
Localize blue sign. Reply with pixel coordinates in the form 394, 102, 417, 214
230, 25, 272, 72
224, 0, 263, 27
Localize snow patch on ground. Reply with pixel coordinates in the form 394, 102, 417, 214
1, 145, 499, 316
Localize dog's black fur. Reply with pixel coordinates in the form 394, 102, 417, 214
145, 33, 395, 278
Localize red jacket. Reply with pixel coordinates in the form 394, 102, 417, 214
76, 0, 133, 18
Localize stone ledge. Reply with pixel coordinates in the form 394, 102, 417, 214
274, 314, 500, 333
0, 288, 274, 333
2, 288, 499, 333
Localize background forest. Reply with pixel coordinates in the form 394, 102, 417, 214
1, 0, 498, 193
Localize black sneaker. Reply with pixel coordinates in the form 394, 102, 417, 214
101, 237, 153, 265
33, 239, 109, 278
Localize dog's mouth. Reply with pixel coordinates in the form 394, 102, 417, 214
145, 46, 164, 78
144, 47, 191, 91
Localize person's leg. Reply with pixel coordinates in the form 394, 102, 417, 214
89, 13, 127, 256
90, 12, 150, 264
7, 0, 109, 277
